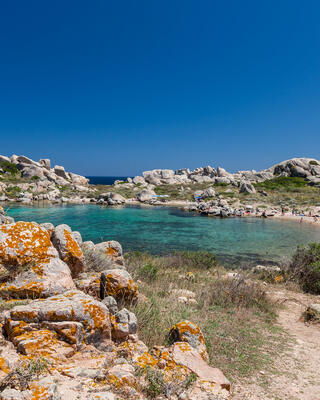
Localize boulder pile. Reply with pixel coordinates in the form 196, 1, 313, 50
0, 154, 94, 203
0, 207, 231, 399
124, 157, 320, 188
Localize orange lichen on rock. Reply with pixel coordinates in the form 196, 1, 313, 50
0, 221, 57, 266
0, 357, 10, 374
169, 320, 208, 361
64, 229, 83, 261
51, 225, 84, 277
100, 269, 138, 303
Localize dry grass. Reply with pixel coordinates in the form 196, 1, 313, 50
83, 246, 114, 272
125, 252, 286, 382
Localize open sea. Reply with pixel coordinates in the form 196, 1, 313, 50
6, 203, 320, 267
86, 176, 130, 185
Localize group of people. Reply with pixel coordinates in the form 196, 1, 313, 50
287, 208, 319, 223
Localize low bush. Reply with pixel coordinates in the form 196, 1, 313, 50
287, 242, 320, 294
0, 357, 49, 391
255, 176, 308, 191
0, 161, 19, 175
203, 274, 272, 313
137, 262, 158, 281
309, 160, 319, 166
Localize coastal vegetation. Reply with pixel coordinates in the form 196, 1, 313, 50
125, 251, 285, 382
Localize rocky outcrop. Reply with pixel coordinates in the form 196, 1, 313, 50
128, 157, 320, 189
240, 181, 256, 194
0, 154, 92, 204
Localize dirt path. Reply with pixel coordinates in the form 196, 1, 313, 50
232, 289, 320, 400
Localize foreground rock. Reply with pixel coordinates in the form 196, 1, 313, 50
4, 290, 111, 352
0, 221, 58, 266
100, 269, 138, 303
0, 257, 75, 299
51, 224, 85, 276
0, 221, 75, 298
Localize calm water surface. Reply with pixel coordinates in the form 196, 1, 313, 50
6, 204, 320, 266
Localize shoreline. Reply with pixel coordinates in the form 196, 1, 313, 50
3, 198, 320, 229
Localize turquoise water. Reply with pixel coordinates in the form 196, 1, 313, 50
6, 204, 320, 266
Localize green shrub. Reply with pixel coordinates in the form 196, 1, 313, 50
144, 367, 165, 398
0, 161, 19, 175
255, 177, 308, 191
5, 185, 22, 197
171, 250, 218, 270
288, 243, 320, 294
31, 175, 40, 181
138, 262, 158, 281
309, 160, 319, 166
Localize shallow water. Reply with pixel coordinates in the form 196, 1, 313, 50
6, 204, 320, 266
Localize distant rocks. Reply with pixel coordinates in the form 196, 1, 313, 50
0, 154, 94, 203
136, 188, 156, 202
98, 192, 126, 205
240, 181, 256, 194
127, 157, 320, 189
270, 158, 320, 178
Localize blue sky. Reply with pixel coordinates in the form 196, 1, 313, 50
0, 1, 320, 176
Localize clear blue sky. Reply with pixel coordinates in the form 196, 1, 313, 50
1, 1, 320, 176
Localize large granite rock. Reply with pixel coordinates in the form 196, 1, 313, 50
136, 188, 156, 202
0, 221, 58, 266
51, 224, 85, 277
4, 290, 112, 351
0, 257, 75, 299
100, 269, 138, 303
95, 240, 123, 265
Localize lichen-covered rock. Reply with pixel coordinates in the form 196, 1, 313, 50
100, 269, 138, 303
106, 363, 136, 388
111, 308, 137, 340
0, 388, 32, 400
172, 342, 230, 392
88, 393, 115, 400
51, 224, 85, 276
0, 257, 76, 299
168, 320, 209, 361
95, 241, 124, 265
133, 342, 230, 399
74, 272, 100, 299
4, 290, 111, 353
102, 296, 118, 315
0, 221, 58, 266
40, 222, 55, 236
